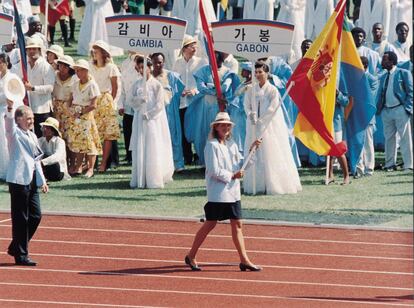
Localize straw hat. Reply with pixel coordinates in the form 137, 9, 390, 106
72, 59, 90, 70
92, 40, 111, 55
25, 37, 43, 49
210, 112, 234, 127
55, 55, 74, 67
46, 44, 64, 58
40, 117, 62, 137
182, 35, 197, 49
3, 73, 25, 103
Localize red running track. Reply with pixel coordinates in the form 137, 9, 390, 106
0, 213, 413, 307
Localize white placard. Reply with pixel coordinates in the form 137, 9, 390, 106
211, 19, 294, 61
0, 13, 14, 46
105, 15, 187, 53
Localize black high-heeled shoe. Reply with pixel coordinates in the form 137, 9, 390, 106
239, 263, 262, 272
185, 256, 201, 271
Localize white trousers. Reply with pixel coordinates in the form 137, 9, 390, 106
356, 124, 375, 175
382, 106, 413, 169
149, 7, 172, 16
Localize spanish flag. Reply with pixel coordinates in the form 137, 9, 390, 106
287, 0, 347, 157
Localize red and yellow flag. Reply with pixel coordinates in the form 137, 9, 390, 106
287, 0, 347, 157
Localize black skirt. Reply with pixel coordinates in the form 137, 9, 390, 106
204, 201, 242, 221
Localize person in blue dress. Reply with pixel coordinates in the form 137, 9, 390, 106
151, 53, 186, 172
228, 61, 250, 155
185, 52, 240, 166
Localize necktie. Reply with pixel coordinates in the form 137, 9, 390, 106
314, 0, 318, 9
371, 0, 375, 10
382, 71, 390, 105
183, 0, 187, 7
254, 0, 258, 9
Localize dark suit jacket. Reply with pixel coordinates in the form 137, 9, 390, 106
376, 67, 413, 115
146, 0, 173, 11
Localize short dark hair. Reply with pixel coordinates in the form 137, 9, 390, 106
383, 51, 398, 65
254, 61, 269, 73
396, 22, 409, 32
351, 27, 366, 38
0, 52, 12, 69
151, 52, 165, 60
301, 39, 313, 48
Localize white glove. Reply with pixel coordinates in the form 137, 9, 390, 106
249, 112, 257, 125
206, 82, 215, 89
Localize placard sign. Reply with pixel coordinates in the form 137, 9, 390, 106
0, 13, 14, 46
105, 15, 187, 53
211, 19, 294, 61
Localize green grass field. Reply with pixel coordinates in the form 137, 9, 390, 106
2, 17, 411, 230
1, 153, 412, 228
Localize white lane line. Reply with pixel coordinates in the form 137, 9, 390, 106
0, 219, 11, 224
0, 282, 412, 306
1, 224, 411, 247
0, 299, 166, 308
0, 238, 411, 261
2, 252, 411, 276
0, 268, 412, 291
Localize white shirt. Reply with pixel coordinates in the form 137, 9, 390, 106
71, 78, 101, 107
53, 74, 76, 101
385, 66, 400, 108
39, 136, 71, 179
27, 57, 55, 114
172, 56, 207, 109
392, 40, 410, 62
205, 138, 242, 202
89, 62, 120, 93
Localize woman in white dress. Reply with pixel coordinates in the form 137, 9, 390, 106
0, 53, 23, 180
243, 62, 301, 195
129, 55, 174, 189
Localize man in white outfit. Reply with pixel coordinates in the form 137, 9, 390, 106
239, 0, 276, 20
389, 0, 412, 46
356, 0, 391, 43
304, 0, 334, 40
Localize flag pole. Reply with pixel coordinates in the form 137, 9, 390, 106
44, 0, 49, 47
325, 156, 331, 185
241, 81, 295, 173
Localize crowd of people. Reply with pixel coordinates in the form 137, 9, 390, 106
0, 0, 412, 269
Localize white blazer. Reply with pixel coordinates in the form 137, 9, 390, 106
240, 0, 275, 20
5, 112, 46, 186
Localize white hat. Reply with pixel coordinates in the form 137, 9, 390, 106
92, 40, 111, 55
3, 73, 25, 103
182, 35, 197, 49
46, 44, 64, 58
25, 37, 43, 49
240, 61, 252, 72
55, 55, 75, 67
210, 112, 234, 127
72, 59, 90, 70
40, 117, 62, 137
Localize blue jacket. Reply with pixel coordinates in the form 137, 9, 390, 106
376, 67, 413, 115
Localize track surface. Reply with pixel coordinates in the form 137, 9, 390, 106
0, 213, 413, 307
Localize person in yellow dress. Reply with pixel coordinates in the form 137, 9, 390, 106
89, 40, 121, 172
66, 59, 102, 178
52, 55, 76, 142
